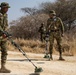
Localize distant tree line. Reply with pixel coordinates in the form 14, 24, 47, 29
9, 0, 76, 40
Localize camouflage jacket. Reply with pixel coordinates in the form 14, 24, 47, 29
38, 26, 46, 34
0, 10, 8, 36
47, 17, 64, 34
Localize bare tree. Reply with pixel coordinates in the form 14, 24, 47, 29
9, 0, 76, 39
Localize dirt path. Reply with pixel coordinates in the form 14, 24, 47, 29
0, 51, 76, 75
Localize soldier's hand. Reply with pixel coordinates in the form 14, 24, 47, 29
2, 34, 7, 38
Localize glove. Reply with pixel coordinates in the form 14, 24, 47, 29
2, 34, 7, 38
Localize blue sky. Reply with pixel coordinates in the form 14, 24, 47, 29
0, 0, 56, 23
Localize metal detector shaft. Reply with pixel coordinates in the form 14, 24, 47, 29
45, 34, 49, 54
8, 37, 37, 68
45, 40, 48, 54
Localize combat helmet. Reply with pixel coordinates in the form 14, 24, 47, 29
49, 10, 56, 15
0, 2, 10, 8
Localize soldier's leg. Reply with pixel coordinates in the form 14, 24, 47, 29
42, 34, 44, 42
40, 33, 43, 42
0, 40, 11, 73
56, 36, 64, 60
49, 35, 54, 60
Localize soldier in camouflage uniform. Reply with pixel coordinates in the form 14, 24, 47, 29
0, 2, 11, 73
38, 23, 46, 42
46, 10, 64, 60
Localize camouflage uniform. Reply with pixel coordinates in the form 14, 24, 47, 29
38, 23, 46, 42
47, 10, 64, 60
0, 2, 11, 73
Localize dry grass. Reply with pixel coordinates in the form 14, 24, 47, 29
7, 38, 45, 54
6, 38, 76, 55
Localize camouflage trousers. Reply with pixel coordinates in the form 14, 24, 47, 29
0, 39, 8, 64
49, 31, 62, 56
40, 33, 45, 42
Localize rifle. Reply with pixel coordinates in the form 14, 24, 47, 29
0, 30, 43, 73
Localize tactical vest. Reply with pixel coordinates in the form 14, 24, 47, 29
47, 17, 63, 31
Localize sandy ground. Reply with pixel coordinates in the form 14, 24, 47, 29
0, 51, 76, 75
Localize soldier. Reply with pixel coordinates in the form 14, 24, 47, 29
0, 2, 11, 73
38, 23, 46, 42
46, 10, 64, 60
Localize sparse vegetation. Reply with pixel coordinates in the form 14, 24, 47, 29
9, 0, 76, 39
7, 38, 76, 55
7, 38, 45, 53
7, 0, 76, 56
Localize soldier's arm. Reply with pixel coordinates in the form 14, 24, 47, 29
38, 26, 41, 33
59, 18, 64, 34
46, 19, 50, 32
0, 19, 5, 37
0, 14, 8, 31
5, 14, 9, 31
0, 17, 3, 31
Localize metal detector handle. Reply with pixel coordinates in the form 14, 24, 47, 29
0, 30, 12, 37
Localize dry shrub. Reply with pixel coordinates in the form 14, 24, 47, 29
6, 41, 16, 51
61, 37, 76, 56
7, 38, 45, 53
6, 38, 76, 55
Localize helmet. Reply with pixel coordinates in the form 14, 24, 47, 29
0, 2, 10, 8
49, 10, 56, 15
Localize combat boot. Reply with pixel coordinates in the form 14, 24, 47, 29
0, 63, 11, 73
59, 56, 65, 61
59, 50, 65, 61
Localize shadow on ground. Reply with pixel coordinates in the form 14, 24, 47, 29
29, 73, 40, 75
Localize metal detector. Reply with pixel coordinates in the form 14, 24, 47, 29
43, 33, 49, 58
1, 31, 43, 73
